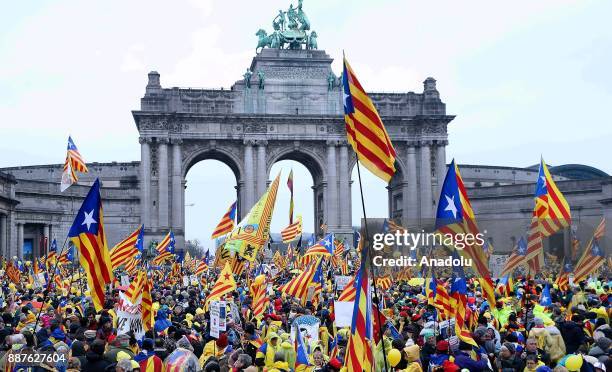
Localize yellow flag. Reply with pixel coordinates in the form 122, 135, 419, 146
226, 173, 281, 262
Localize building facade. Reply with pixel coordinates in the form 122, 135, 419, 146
1, 49, 610, 260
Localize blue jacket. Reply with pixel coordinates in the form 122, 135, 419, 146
454, 351, 489, 372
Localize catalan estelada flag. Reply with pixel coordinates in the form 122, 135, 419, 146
278, 258, 321, 305
153, 231, 175, 265
435, 160, 496, 306
58, 246, 74, 265
211, 201, 237, 239
449, 254, 477, 346
205, 261, 237, 307
342, 56, 397, 183
303, 233, 334, 258
573, 219, 606, 283
526, 158, 571, 275
110, 225, 143, 270
554, 260, 572, 291
345, 236, 373, 372
68, 179, 114, 311
47, 238, 58, 265
500, 236, 527, 277
61, 136, 89, 192
294, 324, 313, 371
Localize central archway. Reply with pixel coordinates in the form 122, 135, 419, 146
267, 147, 327, 237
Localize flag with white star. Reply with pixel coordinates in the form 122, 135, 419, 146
539, 283, 552, 306
525, 158, 572, 275
67, 178, 114, 311
303, 233, 335, 258
60, 136, 88, 192
435, 160, 496, 307
109, 224, 143, 270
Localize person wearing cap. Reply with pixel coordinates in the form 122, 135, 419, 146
134, 338, 163, 372
104, 333, 135, 363
402, 344, 423, 372
256, 332, 281, 368
323, 357, 342, 372
419, 329, 436, 367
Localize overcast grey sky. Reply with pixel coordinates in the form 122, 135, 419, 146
2, 0, 611, 249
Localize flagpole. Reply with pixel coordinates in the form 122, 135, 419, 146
354, 158, 389, 372
33, 234, 70, 332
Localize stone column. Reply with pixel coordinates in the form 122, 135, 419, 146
171, 138, 183, 231
139, 137, 152, 228
43, 224, 50, 256
243, 140, 255, 212
256, 140, 267, 198
404, 144, 419, 224
157, 138, 169, 229
0, 214, 6, 257
338, 143, 351, 228
435, 140, 447, 205
17, 223, 24, 259
419, 142, 433, 222
326, 141, 338, 229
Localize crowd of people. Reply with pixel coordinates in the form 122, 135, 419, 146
0, 256, 610, 372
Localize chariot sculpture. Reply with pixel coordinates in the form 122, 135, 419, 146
255, 0, 318, 52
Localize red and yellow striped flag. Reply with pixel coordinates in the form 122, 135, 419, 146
211, 201, 237, 239
342, 56, 396, 183
110, 225, 142, 270
61, 136, 89, 192
251, 280, 269, 320
337, 277, 356, 302
67, 179, 114, 311
278, 258, 320, 304
141, 276, 154, 332
281, 215, 302, 243
526, 159, 571, 275
205, 261, 237, 307
125, 271, 146, 303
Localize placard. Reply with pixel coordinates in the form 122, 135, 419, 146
210, 301, 220, 338
334, 275, 352, 291
334, 301, 354, 327
290, 315, 320, 345
218, 301, 227, 331
182, 276, 189, 287
120, 275, 130, 287
117, 309, 144, 340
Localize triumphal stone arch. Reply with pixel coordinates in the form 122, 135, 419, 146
132, 2, 453, 247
